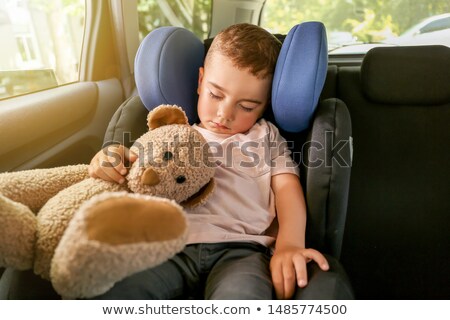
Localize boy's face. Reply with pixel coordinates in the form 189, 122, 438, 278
197, 53, 272, 135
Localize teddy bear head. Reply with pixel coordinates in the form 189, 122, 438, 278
126, 105, 215, 207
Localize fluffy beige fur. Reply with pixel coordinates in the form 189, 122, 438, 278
51, 192, 188, 298
0, 165, 90, 271
0, 105, 215, 298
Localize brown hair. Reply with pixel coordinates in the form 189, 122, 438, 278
205, 23, 282, 79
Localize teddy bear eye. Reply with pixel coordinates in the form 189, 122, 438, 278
163, 151, 173, 161
176, 175, 186, 184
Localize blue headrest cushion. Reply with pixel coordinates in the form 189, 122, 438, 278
135, 27, 204, 124
272, 22, 328, 132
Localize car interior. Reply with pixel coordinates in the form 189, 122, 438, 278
0, 0, 449, 300
0, 20, 355, 300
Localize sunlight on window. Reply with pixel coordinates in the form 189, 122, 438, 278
137, 0, 211, 41
0, 0, 85, 100
261, 0, 450, 52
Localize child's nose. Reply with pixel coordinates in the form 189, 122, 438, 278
217, 103, 234, 121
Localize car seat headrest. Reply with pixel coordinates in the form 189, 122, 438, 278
361, 46, 450, 105
135, 23, 328, 132
272, 22, 328, 132
135, 26, 204, 124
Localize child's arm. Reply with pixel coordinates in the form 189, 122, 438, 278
88, 145, 137, 184
270, 173, 329, 299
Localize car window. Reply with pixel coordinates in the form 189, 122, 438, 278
0, 0, 85, 100
137, 0, 212, 41
261, 0, 450, 54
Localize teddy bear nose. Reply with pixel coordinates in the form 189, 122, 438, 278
140, 168, 160, 186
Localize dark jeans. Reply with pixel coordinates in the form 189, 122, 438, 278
91, 242, 273, 300
0, 246, 354, 299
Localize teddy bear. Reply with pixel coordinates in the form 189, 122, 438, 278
0, 104, 215, 298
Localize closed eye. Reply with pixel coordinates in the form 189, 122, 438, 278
239, 104, 255, 112
209, 91, 222, 100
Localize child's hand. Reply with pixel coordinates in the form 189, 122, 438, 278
88, 144, 137, 184
270, 246, 329, 299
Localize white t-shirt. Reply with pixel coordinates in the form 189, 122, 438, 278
186, 119, 299, 247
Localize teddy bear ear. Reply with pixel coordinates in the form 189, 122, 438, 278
180, 178, 215, 209
147, 104, 189, 130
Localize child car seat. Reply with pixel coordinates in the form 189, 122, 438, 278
104, 22, 354, 299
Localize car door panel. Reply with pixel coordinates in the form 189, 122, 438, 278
0, 78, 124, 172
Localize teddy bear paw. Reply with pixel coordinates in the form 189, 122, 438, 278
50, 192, 187, 298
0, 194, 36, 270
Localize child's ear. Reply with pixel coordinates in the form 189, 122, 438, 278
197, 67, 204, 94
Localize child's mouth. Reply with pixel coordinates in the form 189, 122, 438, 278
211, 121, 230, 130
